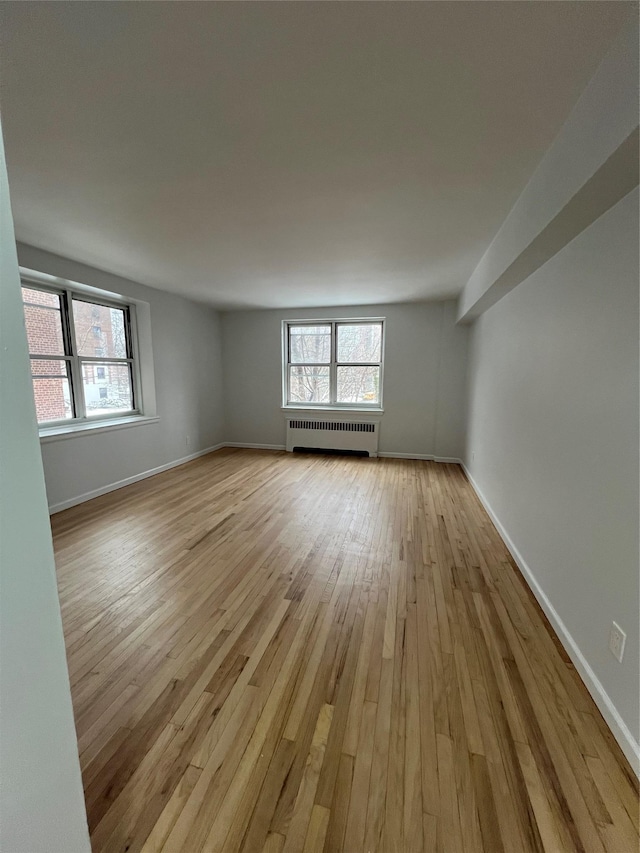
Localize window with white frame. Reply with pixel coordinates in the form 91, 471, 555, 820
21, 281, 139, 425
284, 319, 384, 407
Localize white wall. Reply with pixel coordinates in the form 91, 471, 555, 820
17, 244, 225, 511
465, 188, 639, 772
221, 300, 468, 459
0, 125, 90, 850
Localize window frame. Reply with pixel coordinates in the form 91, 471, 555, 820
282, 318, 385, 410
21, 277, 142, 428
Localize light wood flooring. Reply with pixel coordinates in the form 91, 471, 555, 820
52, 448, 639, 853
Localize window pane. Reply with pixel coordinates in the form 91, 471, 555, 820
22, 286, 60, 308
337, 366, 380, 404
73, 300, 128, 358
337, 323, 382, 363
30, 359, 73, 422
31, 358, 69, 377
22, 291, 65, 356
289, 325, 331, 364
82, 361, 133, 416
289, 365, 330, 404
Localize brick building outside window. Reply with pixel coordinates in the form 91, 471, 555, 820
22, 283, 137, 425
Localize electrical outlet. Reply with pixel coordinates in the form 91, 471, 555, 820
185, 435, 191, 447
609, 622, 626, 663
472, 451, 476, 461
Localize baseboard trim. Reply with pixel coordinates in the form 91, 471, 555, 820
224, 442, 287, 451
48, 443, 226, 514
378, 452, 463, 463
224, 446, 463, 463
49, 443, 460, 514
462, 463, 640, 778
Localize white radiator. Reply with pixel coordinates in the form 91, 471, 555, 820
285, 418, 379, 456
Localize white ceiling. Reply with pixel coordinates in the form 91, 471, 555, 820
0, 2, 629, 310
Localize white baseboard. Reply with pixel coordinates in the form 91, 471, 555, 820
48, 443, 226, 514
462, 463, 640, 778
49, 444, 460, 515
378, 452, 463, 463
225, 446, 463, 463
224, 442, 286, 451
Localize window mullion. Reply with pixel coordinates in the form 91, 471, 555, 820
330, 321, 337, 405
76, 357, 133, 364
28, 354, 73, 362
128, 304, 142, 413
287, 324, 293, 405
124, 307, 133, 360
290, 362, 326, 368
64, 288, 87, 420
286, 324, 290, 405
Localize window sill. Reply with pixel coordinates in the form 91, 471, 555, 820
281, 406, 383, 417
39, 415, 160, 443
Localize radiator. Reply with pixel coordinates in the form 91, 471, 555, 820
285, 418, 379, 456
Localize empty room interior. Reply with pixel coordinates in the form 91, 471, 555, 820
1, 2, 639, 852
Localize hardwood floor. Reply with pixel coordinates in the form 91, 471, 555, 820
52, 448, 638, 853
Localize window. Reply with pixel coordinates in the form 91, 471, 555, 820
284, 319, 384, 407
21, 282, 139, 425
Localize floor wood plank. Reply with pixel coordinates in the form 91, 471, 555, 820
51, 448, 639, 852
